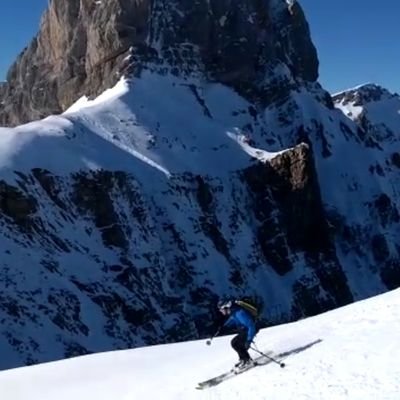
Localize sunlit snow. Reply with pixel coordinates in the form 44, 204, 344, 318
0, 73, 282, 181
1, 288, 399, 400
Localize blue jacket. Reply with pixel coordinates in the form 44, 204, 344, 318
223, 307, 256, 344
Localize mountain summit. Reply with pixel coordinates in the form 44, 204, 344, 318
334, 84, 400, 144
334, 83, 398, 110
0, 0, 317, 126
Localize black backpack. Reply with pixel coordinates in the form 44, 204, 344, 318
234, 299, 259, 319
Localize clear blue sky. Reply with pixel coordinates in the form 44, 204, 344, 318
0, 1, 399, 95
0, 0, 48, 81
300, 0, 400, 94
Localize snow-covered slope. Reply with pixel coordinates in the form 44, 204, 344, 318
0, 74, 280, 177
1, 287, 399, 400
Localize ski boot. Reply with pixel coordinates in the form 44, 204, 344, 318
234, 358, 254, 372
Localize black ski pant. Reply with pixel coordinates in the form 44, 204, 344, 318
231, 330, 250, 362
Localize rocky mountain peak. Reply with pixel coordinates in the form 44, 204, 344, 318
0, 0, 318, 126
333, 83, 400, 146
333, 83, 398, 107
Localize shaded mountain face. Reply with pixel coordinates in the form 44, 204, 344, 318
332, 84, 400, 292
0, 0, 399, 370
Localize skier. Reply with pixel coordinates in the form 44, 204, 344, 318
218, 300, 257, 369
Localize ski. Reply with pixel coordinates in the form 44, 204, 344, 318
196, 340, 323, 389
195, 352, 274, 390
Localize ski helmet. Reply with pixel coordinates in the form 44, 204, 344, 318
218, 300, 232, 311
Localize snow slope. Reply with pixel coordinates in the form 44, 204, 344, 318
0, 74, 281, 179
1, 288, 399, 400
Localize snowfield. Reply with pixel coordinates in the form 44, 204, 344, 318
0, 73, 285, 181
1, 288, 399, 400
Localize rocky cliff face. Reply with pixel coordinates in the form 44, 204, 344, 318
0, 0, 399, 370
0, 0, 317, 126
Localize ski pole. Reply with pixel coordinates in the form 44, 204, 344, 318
206, 327, 221, 346
250, 346, 285, 368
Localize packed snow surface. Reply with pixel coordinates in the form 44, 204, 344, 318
1, 288, 399, 400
